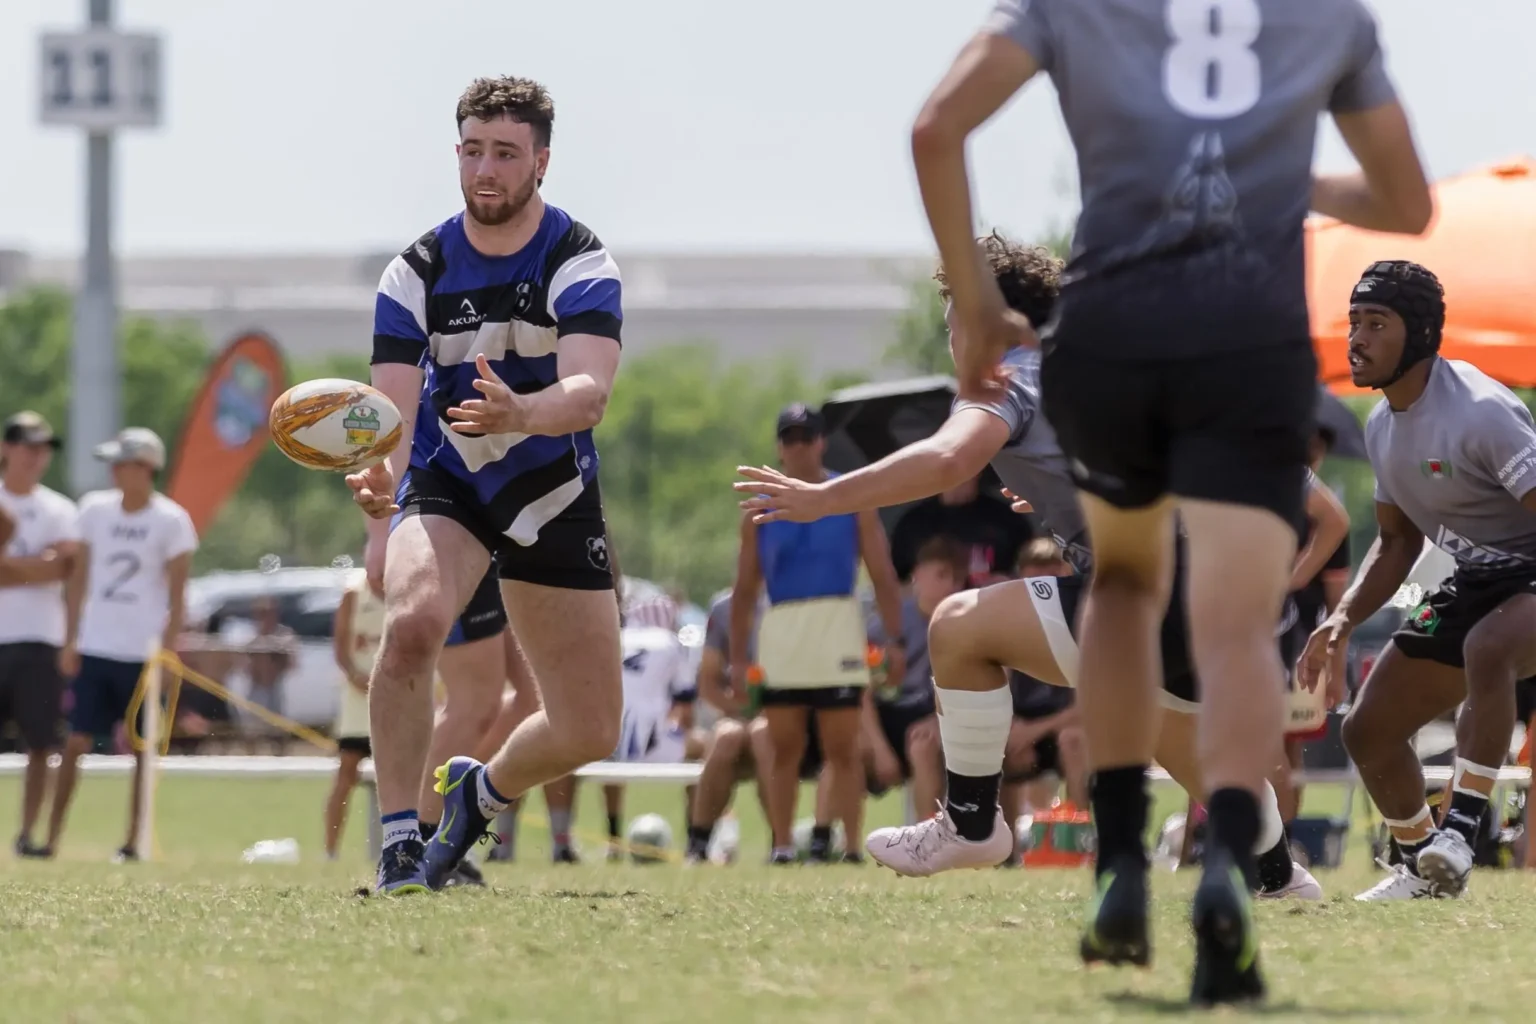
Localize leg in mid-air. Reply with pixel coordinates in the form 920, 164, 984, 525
422, 538, 624, 889
368, 515, 491, 895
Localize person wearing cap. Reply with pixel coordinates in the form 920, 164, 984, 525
43, 426, 198, 861
731, 403, 905, 863
0, 412, 80, 858
1300, 261, 1536, 901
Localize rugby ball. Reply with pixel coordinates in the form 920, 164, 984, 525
269, 379, 403, 472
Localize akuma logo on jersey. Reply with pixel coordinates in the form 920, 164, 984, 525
342, 406, 381, 446
447, 297, 485, 330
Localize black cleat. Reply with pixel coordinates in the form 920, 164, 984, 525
769, 850, 797, 865
1190, 852, 1266, 1007
1079, 857, 1151, 968
14, 836, 52, 859
444, 859, 486, 888
840, 851, 865, 866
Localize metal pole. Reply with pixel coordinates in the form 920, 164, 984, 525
69, 0, 118, 496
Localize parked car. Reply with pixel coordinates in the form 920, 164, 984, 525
180, 567, 707, 732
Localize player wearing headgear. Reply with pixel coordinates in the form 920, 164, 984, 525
1299, 261, 1536, 901
909, 0, 1432, 1001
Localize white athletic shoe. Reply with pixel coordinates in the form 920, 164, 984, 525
1414, 830, 1474, 897
1355, 860, 1439, 901
866, 806, 1013, 877
1259, 862, 1324, 901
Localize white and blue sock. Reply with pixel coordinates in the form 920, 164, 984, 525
381, 810, 420, 850
475, 770, 511, 819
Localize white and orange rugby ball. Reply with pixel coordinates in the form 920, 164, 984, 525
269, 379, 403, 472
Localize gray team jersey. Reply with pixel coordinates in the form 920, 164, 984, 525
1367, 359, 1536, 579
986, 0, 1396, 356
954, 347, 1092, 573
704, 592, 760, 665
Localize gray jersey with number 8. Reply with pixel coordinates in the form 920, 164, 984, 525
986, 0, 1397, 357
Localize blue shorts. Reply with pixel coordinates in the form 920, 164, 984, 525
68, 655, 146, 738
445, 567, 507, 647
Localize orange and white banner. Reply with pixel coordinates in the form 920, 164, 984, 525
165, 332, 288, 535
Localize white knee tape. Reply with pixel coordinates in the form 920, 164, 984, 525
936, 686, 1012, 778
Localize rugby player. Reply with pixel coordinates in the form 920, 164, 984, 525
1299, 261, 1536, 901
348, 76, 624, 894
737, 235, 1317, 906
910, 0, 1430, 1000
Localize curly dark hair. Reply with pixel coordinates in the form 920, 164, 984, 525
934, 231, 1063, 329
456, 77, 555, 148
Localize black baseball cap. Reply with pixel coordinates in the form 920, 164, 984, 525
776, 403, 824, 439
2, 411, 62, 449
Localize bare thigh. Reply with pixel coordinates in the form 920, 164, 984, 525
437, 633, 507, 704
1343, 641, 1465, 759
499, 580, 622, 731
382, 516, 492, 649
930, 578, 1077, 687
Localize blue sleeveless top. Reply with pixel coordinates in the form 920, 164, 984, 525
756, 489, 860, 605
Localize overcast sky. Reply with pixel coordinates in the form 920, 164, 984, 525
2, 0, 1532, 256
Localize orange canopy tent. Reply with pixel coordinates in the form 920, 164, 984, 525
1307, 157, 1536, 394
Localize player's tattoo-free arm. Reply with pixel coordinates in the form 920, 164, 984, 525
856, 510, 904, 642
729, 513, 763, 681
1290, 478, 1350, 592
695, 645, 740, 716
0, 543, 76, 587
912, 33, 1039, 328
332, 589, 367, 692
817, 410, 1009, 516
0, 505, 12, 550
1313, 102, 1432, 234
515, 335, 621, 437
366, 361, 424, 536
1332, 502, 1424, 630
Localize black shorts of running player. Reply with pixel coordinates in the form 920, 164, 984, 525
1026, 571, 1201, 712
397, 463, 613, 591
1040, 337, 1316, 532
445, 566, 508, 646
866, 698, 937, 796
0, 642, 65, 751
1392, 570, 1536, 668
759, 685, 864, 711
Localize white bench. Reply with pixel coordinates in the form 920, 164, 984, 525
0, 753, 701, 860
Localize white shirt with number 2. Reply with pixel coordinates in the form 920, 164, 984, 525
76, 490, 199, 663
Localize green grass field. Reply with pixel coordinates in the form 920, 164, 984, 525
1, 774, 1534, 1023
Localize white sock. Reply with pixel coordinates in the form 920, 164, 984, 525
381, 811, 419, 850
1254, 781, 1284, 855
475, 771, 511, 818
935, 685, 1013, 777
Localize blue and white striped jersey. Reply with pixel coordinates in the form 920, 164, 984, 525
371, 205, 622, 540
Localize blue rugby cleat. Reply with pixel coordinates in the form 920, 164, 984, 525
422, 756, 494, 890
375, 839, 429, 896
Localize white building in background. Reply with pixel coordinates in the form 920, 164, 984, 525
0, 248, 933, 380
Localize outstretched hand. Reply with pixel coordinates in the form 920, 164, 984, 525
733, 466, 830, 524
447, 354, 526, 435
346, 461, 398, 520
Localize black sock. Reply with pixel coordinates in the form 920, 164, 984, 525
1206, 788, 1260, 890
1255, 827, 1296, 893
1398, 833, 1432, 870
1089, 766, 1149, 876
419, 821, 438, 843
686, 824, 712, 855
944, 770, 1002, 842
809, 824, 833, 857
1444, 789, 1489, 846
607, 814, 622, 841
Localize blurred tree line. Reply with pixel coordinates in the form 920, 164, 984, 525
0, 287, 862, 602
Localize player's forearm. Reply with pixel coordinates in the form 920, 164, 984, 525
516, 377, 609, 437
912, 123, 995, 325
1311, 173, 1428, 235
1335, 534, 1418, 629
0, 554, 70, 586
826, 437, 981, 516
63, 564, 86, 647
